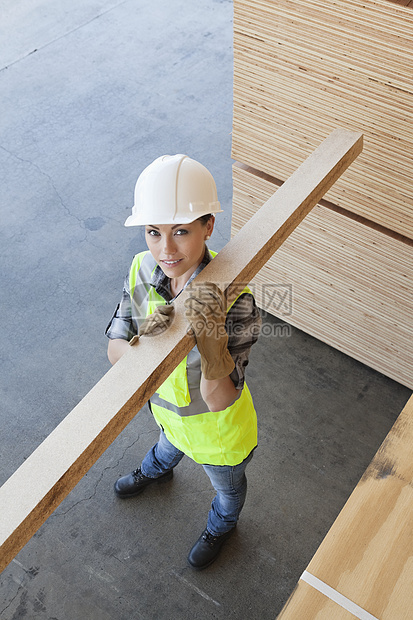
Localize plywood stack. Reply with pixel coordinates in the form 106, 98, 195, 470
233, 0, 413, 238
232, 0, 413, 388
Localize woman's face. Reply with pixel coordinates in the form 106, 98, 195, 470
145, 217, 214, 281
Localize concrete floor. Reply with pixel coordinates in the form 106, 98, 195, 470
0, 1, 411, 618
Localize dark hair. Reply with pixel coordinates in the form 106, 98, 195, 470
197, 213, 213, 225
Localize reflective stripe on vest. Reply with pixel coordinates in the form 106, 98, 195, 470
128, 250, 258, 465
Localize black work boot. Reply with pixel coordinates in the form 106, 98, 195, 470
187, 527, 236, 570
114, 467, 173, 499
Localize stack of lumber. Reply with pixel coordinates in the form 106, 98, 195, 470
232, 164, 413, 389
231, 0, 413, 388
278, 393, 413, 619
231, 2, 413, 614
233, 0, 413, 238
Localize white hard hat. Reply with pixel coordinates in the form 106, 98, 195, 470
124, 154, 223, 227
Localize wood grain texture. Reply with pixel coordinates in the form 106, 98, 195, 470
232, 0, 413, 238
232, 163, 413, 388
278, 394, 413, 619
0, 128, 363, 574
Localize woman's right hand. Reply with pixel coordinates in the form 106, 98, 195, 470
139, 304, 175, 337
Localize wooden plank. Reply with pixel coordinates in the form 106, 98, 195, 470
278, 394, 413, 619
0, 128, 363, 574
232, 163, 413, 388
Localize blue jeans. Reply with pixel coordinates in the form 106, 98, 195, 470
141, 429, 254, 536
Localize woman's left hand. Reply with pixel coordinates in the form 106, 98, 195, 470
184, 282, 235, 380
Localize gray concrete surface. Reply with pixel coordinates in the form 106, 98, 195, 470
0, 1, 411, 618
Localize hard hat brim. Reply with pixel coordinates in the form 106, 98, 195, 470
124, 204, 223, 227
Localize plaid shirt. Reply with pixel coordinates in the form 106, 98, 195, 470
106, 248, 261, 389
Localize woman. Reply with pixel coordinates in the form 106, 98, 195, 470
106, 154, 261, 569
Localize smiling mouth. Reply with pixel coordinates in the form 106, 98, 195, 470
161, 259, 183, 266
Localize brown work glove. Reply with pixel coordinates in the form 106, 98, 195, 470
184, 282, 235, 381
129, 304, 174, 345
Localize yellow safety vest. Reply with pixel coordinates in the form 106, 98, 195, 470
129, 250, 258, 466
